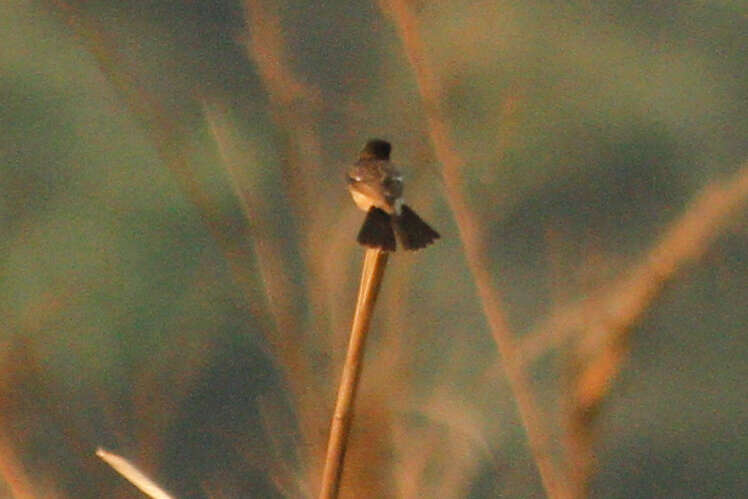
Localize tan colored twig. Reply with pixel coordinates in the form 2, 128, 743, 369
319, 249, 389, 499
519, 161, 748, 367
379, 1, 568, 497
242, 0, 319, 217
203, 103, 302, 349
96, 448, 173, 499
558, 161, 748, 496
242, 0, 328, 272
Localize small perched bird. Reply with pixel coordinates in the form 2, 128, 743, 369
347, 139, 440, 251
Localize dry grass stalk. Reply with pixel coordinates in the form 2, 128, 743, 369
241, 1, 338, 488
45, 0, 273, 331
96, 448, 173, 499
319, 249, 389, 499
242, 0, 330, 293
206, 103, 325, 495
242, 0, 320, 224
203, 103, 304, 355
559, 160, 748, 495
379, 1, 568, 497
520, 161, 748, 367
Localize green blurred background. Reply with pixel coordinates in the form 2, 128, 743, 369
1, 0, 746, 497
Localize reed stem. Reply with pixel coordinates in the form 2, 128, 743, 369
319, 248, 389, 499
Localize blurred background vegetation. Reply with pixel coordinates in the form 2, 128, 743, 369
1, 0, 746, 497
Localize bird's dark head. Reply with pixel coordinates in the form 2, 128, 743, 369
360, 139, 391, 160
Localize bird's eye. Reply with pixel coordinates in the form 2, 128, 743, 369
347, 175, 362, 183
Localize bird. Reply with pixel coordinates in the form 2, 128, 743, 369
346, 139, 440, 251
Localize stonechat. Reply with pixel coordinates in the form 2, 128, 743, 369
347, 139, 440, 251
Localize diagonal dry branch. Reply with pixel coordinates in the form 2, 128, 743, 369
379, 1, 569, 497
519, 161, 748, 368
203, 103, 303, 348
205, 104, 328, 494
557, 162, 748, 496
44, 0, 271, 330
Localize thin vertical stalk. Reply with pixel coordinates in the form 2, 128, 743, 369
380, 1, 568, 497
319, 249, 389, 499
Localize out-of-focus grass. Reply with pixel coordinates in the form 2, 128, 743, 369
1, 0, 746, 497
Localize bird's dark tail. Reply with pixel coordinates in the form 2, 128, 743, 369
394, 204, 440, 250
357, 207, 396, 251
